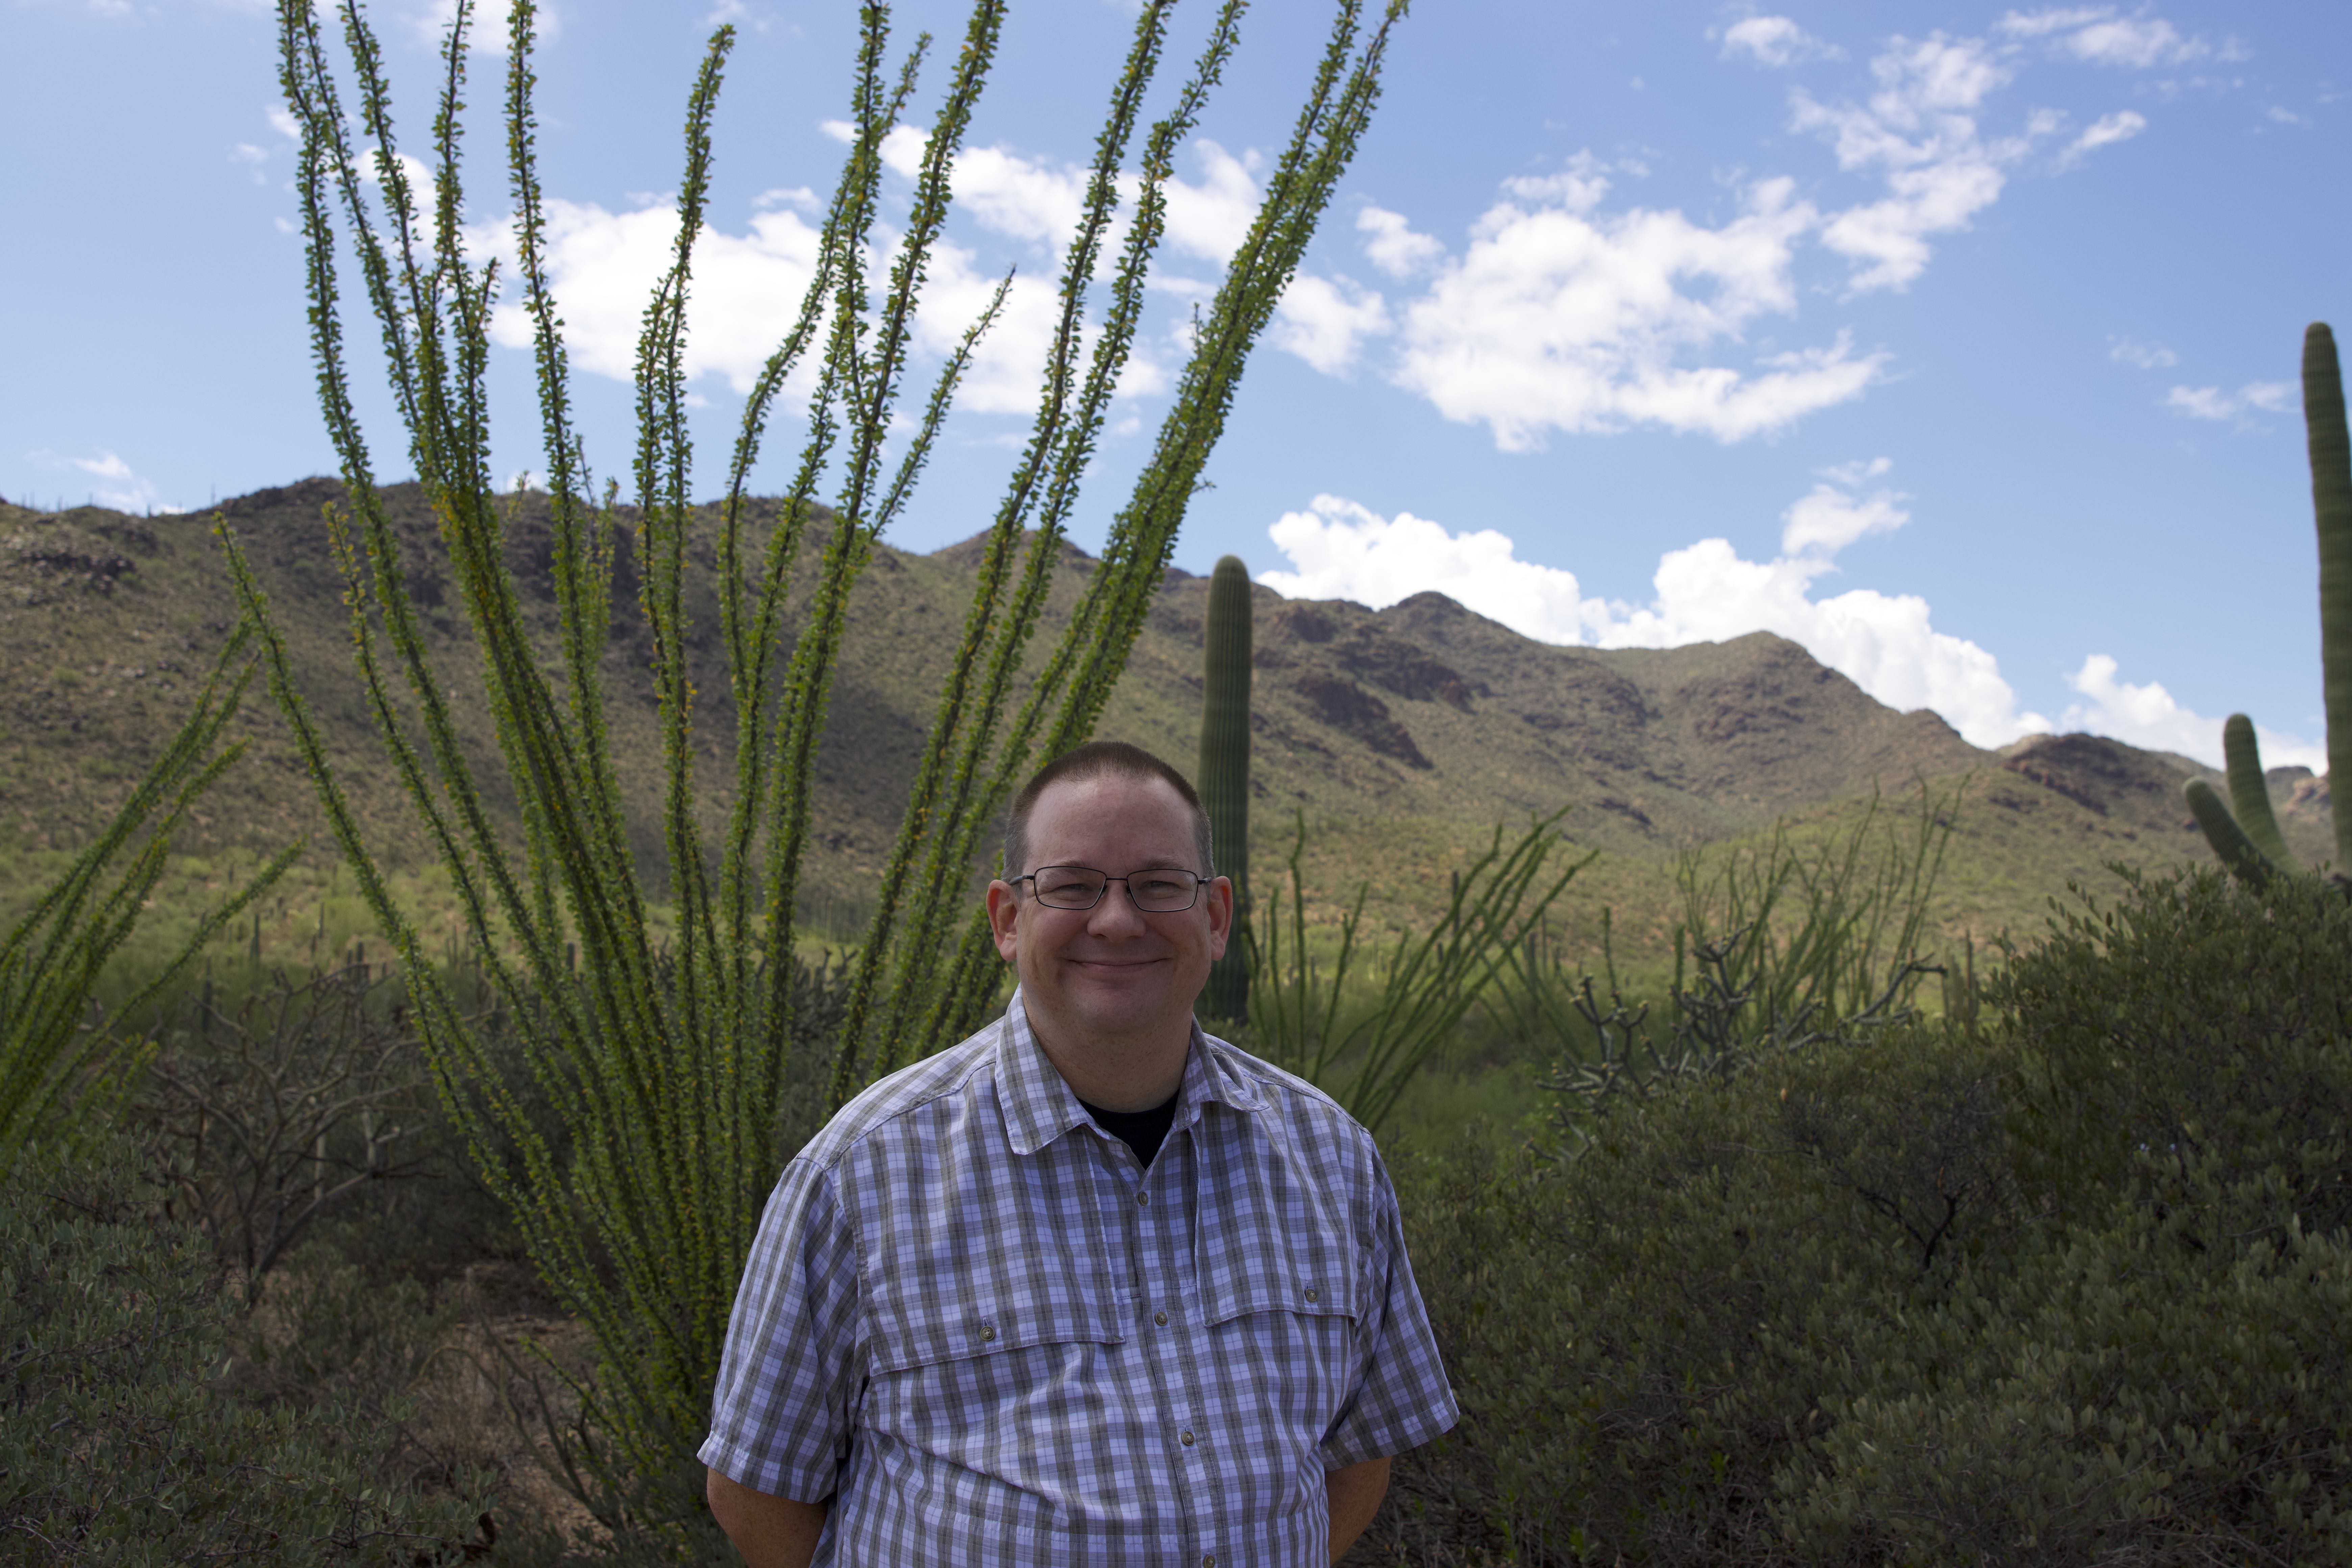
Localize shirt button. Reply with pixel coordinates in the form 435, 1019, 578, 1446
1180, 1429, 1195, 1446
1154, 1309, 1168, 1326
1135, 1190, 1149, 1206
980, 1324, 996, 1342
1201, 1555, 1215, 1567
1304, 1287, 1320, 1302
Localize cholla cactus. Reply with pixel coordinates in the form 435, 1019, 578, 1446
2185, 322, 2352, 883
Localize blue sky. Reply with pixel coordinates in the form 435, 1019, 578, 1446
6, 0, 2348, 768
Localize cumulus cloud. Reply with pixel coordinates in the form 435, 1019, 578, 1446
2165, 381, 2292, 421
1789, 33, 2041, 294
28, 448, 179, 513
1780, 457, 1907, 553
1356, 205, 1444, 279
2109, 335, 2176, 369
2058, 108, 2146, 166
2059, 655, 2324, 770
1340, 19, 2178, 450
1258, 471, 2054, 749
1271, 276, 1390, 376
471, 198, 825, 392
1386, 168, 1887, 449
456, 123, 1284, 416
1999, 7, 2208, 68
1719, 16, 1843, 68
409, 0, 557, 53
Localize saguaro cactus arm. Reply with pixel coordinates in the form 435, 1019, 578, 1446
2185, 776, 2273, 885
2222, 712, 2294, 871
2185, 322, 2350, 884
2308, 323, 2352, 873
1199, 554, 1253, 1023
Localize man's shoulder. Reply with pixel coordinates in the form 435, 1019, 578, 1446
792, 1019, 1005, 1173
1199, 1033, 1384, 1167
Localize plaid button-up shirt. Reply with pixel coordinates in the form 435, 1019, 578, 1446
700, 992, 1457, 1566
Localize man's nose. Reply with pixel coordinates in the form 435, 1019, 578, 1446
1085, 879, 1152, 933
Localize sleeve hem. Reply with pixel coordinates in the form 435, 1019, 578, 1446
696, 1432, 838, 1505
1318, 1395, 1461, 1471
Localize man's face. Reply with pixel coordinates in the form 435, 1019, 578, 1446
986, 771, 1232, 1053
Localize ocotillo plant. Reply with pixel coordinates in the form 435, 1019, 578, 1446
0, 620, 296, 1173
221, 0, 1404, 1540
1198, 554, 1253, 1023
2185, 322, 2352, 883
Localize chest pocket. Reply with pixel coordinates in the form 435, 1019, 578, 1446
860, 1176, 1129, 1378
1199, 1219, 1362, 1328
1195, 1175, 1365, 1463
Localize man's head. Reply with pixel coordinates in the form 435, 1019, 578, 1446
1002, 740, 1214, 882
987, 742, 1231, 1100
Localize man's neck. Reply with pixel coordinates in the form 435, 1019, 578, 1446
1025, 1007, 1191, 1113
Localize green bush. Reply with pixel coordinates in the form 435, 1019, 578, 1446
0, 1135, 486, 1564
1384, 867, 2352, 1565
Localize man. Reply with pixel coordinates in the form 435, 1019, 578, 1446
701, 740, 1456, 1566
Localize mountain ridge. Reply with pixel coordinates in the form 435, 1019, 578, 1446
0, 480, 2330, 954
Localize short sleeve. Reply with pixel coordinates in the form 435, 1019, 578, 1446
699, 1156, 864, 1501
1319, 1154, 1458, 1469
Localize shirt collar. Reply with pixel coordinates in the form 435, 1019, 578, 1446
996, 988, 1266, 1157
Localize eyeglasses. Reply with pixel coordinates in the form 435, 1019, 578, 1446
1013, 865, 1210, 913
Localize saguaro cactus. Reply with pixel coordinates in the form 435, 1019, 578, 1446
1199, 555, 1252, 1021
2186, 321, 2352, 882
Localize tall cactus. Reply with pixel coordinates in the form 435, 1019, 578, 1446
1199, 555, 1252, 1021
2185, 321, 2352, 883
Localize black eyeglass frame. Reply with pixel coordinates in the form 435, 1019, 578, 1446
1010, 865, 1215, 913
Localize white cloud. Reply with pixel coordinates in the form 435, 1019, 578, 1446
2165, 381, 2292, 421
1160, 142, 1263, 266
409, 0, 557, 53
1259, 496, 1607, 642
29, 448, 178, 513
2060, 655, 2323, 770
1271, 275, 1390, 375
2109, 335, 2176, 369
1356, 205, 1443, 279
448, 122, 1282, 422
267, 106, 299, 142
1994, 6, 2107, 39
1997, 7, 2209, 67
1386, 170, 1887, 448
2058, 108, 2146, 166
472, 197, 825, 393
1258, 480, 2052, 749
1791, 33, 2039, 294
1719, 16, 1843, 68
1780, 458, 1907, 554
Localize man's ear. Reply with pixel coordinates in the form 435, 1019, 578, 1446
1204, 874, 1235, 961
984, 879, 1023, 962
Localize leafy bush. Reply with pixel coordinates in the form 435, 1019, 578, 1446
1381, 867, 2352, 1565
0, 1135, 486, 1564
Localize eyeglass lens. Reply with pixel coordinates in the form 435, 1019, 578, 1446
1029, 866, 1202, 911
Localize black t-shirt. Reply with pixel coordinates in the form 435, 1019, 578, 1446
1079, 1089, 1180, 1169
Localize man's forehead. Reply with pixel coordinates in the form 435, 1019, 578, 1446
1026, 773, 1199, 858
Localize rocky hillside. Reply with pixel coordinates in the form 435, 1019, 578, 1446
0, 480, 2326, 948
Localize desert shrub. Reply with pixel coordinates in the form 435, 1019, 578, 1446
1994, 865, 2352, 1235
1382, 866, 2352, 1565
0, 1134, 487, 1564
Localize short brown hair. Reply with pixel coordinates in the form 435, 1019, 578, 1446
1002, 740, 1214, 879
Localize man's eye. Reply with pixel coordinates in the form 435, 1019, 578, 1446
1036, 871, 1097, 898
1134, 876, 1191, 902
